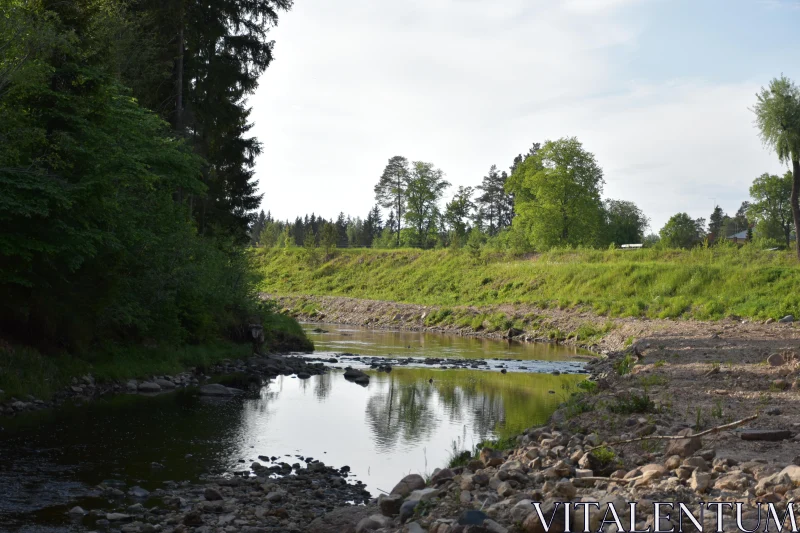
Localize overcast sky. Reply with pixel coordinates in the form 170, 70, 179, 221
250, 0, 800, 233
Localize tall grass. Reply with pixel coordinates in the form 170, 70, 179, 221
255, 245, 800, 320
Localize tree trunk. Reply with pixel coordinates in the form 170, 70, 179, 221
174, 5, 185, 204
175, 16, 184, 131
792, 159, 800, 259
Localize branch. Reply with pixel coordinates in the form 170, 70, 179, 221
586, 414, 758, 452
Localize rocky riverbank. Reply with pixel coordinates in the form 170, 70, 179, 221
63, 458, 372, 533
296, 309, 800, 532
0, 353, 325, 418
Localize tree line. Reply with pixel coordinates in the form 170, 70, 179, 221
256, 75, 800, 257
1, 0, 292, 350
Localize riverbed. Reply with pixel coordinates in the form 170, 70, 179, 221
0, 325, 588, 532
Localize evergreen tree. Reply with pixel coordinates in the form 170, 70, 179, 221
374, 156, 410, 246
708, 206, 725, 242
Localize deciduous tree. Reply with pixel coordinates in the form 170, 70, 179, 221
753, 76, 800, 258
506, 137, 605, 248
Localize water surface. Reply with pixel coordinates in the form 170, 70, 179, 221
0, 325, 587, 532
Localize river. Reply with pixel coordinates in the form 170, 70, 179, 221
0, 324, 589, 532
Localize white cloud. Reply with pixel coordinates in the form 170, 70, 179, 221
251, 0, 787, 232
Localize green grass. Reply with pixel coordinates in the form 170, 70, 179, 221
255, 246, 800, 320
609, 390, 656, 414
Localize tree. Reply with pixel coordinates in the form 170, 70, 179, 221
374, 156, 410, 246
476, 165, 513, 235
603, 199, 649, 245
708, 206, 725, 242
403, 161, 450, 248
659, 213, 705, 248
303, 228, 320, 266
364, 205, 383, 246
748, 172, 794, 247
753, 76, 800, 258
320, 222, 338, 256
506, 137, 605, 248
444, 186, 475, 247
510, 143, 541, 176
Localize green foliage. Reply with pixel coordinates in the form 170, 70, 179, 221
569, 322, 613, 342
609, 390, 656, 414
603, 199, 649, 245
659, 213, 706, 249
0, 0, 307, 357
506, 137, 605, 249
404, 161, 450, 248
613, 354, 637, 376
753, 76, 800, 258
320, 222, 338, 256
589, 446, 618, 469
748, 172, 794, 247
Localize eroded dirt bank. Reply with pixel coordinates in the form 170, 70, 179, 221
269, 294, 800, 533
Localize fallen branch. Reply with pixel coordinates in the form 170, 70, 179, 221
573, 475, 643, 483
586, 414, 758, 452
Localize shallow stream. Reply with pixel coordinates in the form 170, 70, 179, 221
0, 324, 589, 532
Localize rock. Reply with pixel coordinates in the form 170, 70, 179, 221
779, 315, 795, 323
690, 470, 711, 493
137, 381, 161, 393
199, 383, 236, 396
107, 513, 132, 522
458, 510, 489, 525
297, 372, 311, 379
266, 490, 286, 502
126, 380, 138, 391
399, 500, 419, 524
430, 467, 455, 485
68, 506, 86, 516
497, 481, 515, 497
184, 510, 205, 527
405, 523, 427, 533
485, 519, 509, 533
715, 472, 750, 491
767, 353, 786, 366
554, 480, 576, 499
344, 367, 369, 380
378, 493, 404, 517
128, 486, 150, 499
391, 474, 426, 497
154, 378, 176, 389
307, 506, 379, 533
355, 514, 392, 532
204, 487, 223, 501
409, 487, 439, 502
480, 448, 504, 467
664, 429, 702, 457
467, 459, 485, 471
740, 429, 792, 441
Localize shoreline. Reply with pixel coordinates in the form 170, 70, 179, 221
268, 294, 800, 532
5, 299, 800, 532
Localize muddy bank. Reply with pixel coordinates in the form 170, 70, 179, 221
277, 296, 800, 532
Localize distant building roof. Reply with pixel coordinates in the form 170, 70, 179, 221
727, 230, 748, 240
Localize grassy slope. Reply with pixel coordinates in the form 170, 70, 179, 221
256, 246, 800, 321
